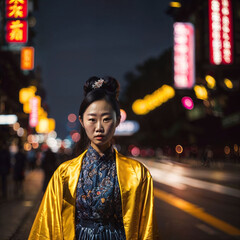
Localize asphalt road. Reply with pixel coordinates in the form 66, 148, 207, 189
141, 159, 240, 240
1, 159, 240, 240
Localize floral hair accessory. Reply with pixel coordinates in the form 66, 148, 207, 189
92, 78, 105, 89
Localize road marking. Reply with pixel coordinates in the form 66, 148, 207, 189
149, 167, 240, 198
154, 188, 240, 236
196, 224, 217, 235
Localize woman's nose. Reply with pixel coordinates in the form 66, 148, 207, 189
96, 121, 104, 132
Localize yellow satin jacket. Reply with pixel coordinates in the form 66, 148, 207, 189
28, 150, 159, 240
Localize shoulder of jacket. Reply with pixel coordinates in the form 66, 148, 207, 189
56, 155, 81, 174
117, 152, 151, 180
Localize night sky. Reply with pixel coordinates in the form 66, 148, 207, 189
34, 0, 174, 139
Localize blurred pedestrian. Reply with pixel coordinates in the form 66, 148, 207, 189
41, 148, 58, 193
0, 143, 11, 199
29, 76, 159, 239
202, 145, 213, 167
13, 145, 26, 198
27, 149, 36, 170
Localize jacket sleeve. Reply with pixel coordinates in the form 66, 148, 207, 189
28, 168, 63, 240
139, 170, 160, 240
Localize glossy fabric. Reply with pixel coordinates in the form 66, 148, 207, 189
28, 150, 159, 240
75, 146, 125, 239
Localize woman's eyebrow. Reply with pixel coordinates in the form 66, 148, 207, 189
87, 112, 111, 116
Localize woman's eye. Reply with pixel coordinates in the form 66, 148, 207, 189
103, 118, 111, 122
89, 118, 95, 122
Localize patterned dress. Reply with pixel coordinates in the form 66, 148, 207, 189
75, 145, 126, 240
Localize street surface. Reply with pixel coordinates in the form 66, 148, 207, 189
140, 158, 240, 240
0, 158, 239, 240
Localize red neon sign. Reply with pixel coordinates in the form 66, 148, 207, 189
29, 97, 39, 128
209, 0, 233, 65
174, 22, 195, 89
6, 20, 28, 43
6, 0, 28, 19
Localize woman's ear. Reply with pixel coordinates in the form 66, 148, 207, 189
79, 116, 84, 128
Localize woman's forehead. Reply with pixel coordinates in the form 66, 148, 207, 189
85, 99, 114, 114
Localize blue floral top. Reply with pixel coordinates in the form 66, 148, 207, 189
75, 145, 126, 239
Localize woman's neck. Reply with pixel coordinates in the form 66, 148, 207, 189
90, 143, 111, 156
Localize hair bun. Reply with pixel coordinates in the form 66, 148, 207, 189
84, 76, 120, 99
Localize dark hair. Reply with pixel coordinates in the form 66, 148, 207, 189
75, 76, 120, 155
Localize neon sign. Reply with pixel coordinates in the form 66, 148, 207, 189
29, 97, 39, 127
5, 0, 28, 44
21, 47, 34, 70
6, 19, 28, 43
209, 0, 233, 65
6, 0, 28, 19
174, 22, 195, 89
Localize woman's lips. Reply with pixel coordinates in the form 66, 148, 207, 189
95, 136, 104, 140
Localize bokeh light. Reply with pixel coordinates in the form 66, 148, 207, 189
205, 75, 216, 89
224, 146, 230, 155
131, 146, 140, 157
132, 85, 175, 115
24, 142, 32, 151
17, 127, 25, 137
181, 96, 194, 110
63, 139, 72, 148
72, 132, 81, 142
13, 122, 20, 131
194, 85, 208, 100
32, 142, 39, 149
224, 78, 233, 89
120, 109, 127, 122
175, 144, 183, 154
68, 113, 77, 123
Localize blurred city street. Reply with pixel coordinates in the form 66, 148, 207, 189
0, 157, 239, 240
143, 157, 240, 240
1, 0, 240, 239
0, 169, 43, 240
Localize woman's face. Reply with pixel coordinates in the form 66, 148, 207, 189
80, 99, 120, 153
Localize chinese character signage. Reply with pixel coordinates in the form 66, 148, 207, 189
5, 0, 28, 44
6, 20, 28, 43
6, 0, 28, 19
21, 47, 34, 70
174, 22, 195, 89
209, 0, 233, 65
